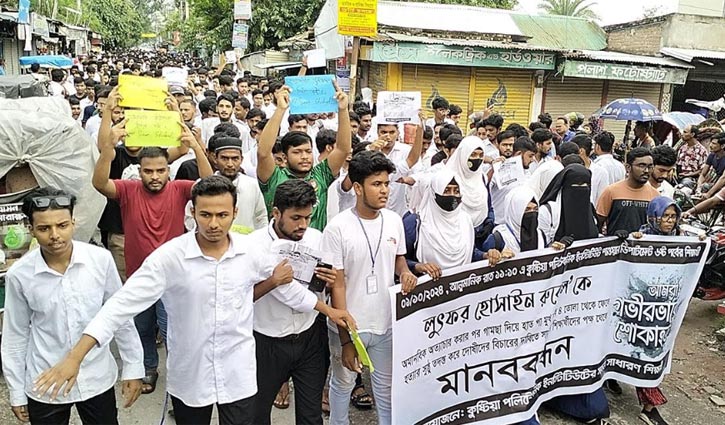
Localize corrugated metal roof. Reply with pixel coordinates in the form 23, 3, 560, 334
660, 47, 725, 62
511, 14, 606, 50
567, 49, 693, 68
0, 13, 16, 22
377, 32, 561, 52
377, 1, 524, 37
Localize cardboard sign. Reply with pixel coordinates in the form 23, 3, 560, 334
285, 75, 338, 114
118, 75, 167, 111
162, 67, 188, 88
338, 0, 377, 37
304, 48, 326, 69
125, 110, 182, 147
377, 91, 421, 124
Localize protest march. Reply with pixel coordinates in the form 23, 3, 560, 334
2, 1, 725, 425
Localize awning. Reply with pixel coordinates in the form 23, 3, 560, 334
0, 12, 16, 23
255, 61, 302, 70
566, 49, 693, 69
660, 47, 725, 63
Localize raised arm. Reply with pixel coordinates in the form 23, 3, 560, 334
93, 88, 124, 199
406, 112, 426, 169
257, 86, 290, 183
326, 82, 351, 176
180, 123, 213, 178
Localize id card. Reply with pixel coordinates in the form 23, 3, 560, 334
366, 275, 378, 295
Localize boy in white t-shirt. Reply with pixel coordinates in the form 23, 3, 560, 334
322, 150, 418, 425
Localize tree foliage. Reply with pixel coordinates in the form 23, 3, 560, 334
538, 0, 599, 20
167, 0, 518, 56
29, 0, 150, 48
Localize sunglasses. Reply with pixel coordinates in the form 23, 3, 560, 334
31, 196, 72, 209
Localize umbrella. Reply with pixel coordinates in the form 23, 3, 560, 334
661, 111, 706, 131
597, 98, 662, 121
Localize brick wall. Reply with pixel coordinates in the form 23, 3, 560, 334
606, 22, 664, 56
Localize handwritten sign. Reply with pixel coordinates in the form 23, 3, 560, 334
162, 67, 188, 88
285, 75, 338, 114
304, 48, 327, 69
377, 91, 421, 124
125, 110, 182, 147
234, 0, 252, 19
338, 0, 377, 37
118, 75, 167, 111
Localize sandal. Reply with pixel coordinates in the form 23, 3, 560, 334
273, 382, 290, 409
141, 370, 159, 395
351, 385, 373, 410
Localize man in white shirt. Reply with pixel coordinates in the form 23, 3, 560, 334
650, 145, 677, 198
184, 137, 268, 233
33, 176, 294, 425
201, 93, 248, 145
528, 142, 581, 199
593, 132, 626, 186
489, 137, 537, 223
423, 97, 455, 130
323, 150, 418, 425
2, 188, 143, 424
529, 128, 555, 173
48, 69, 67, 97
572, 134, 609, 205
372, 121, 424, 216
250, 180, 355, 424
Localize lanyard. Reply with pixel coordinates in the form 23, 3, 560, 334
354, 209, 384, 274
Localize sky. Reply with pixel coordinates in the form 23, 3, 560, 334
515, 0, 679, 25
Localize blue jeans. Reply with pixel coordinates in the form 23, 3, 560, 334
328, 329, 392, 425
134, 301, 167, 371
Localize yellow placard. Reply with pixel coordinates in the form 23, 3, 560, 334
124, 110, 182, 148
118, 75, 168, 111
350, 328, 374, 373
338, 0, 377, 37
141, 33, 157, 38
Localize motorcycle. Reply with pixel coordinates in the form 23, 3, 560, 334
680, 217, 725, 300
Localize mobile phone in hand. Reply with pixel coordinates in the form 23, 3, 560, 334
308, 262, 332, 292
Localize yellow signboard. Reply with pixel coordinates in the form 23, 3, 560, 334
141, 33, 157, 38
338, 0, 377, 37
124, 110, 182, 148
118, 75, 168, 111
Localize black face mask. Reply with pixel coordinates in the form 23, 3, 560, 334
467, 158, 483, 172
434, 194, 462, 212
520, 211, 539, 252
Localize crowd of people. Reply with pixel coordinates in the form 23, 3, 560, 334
1, 49, 722, 425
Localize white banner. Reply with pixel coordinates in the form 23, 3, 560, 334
377, 91, 421, 124
389, 236, 709, 425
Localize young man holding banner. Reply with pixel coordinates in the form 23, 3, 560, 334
257, 82, 351, 231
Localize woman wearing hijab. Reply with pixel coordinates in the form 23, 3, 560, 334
403, 169, 484, 277
482, 187, 547, 259
628, 196, 696, 425
447, 136, 495, 247
538, 164, 599, 243
538, 164, 611, 425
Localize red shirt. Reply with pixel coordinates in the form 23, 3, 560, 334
114, 180, 194, 277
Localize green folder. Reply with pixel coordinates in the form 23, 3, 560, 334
350, 328, 374, 373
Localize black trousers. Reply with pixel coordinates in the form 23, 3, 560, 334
27, 387, 118, 425
170, 394, 254, 425
253, 317, 328, 425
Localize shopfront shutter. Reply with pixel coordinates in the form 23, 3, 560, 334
402, 63, 472, 130
367, 61, 387, 101
543, 77, 604, 123
473, 69, 534, 126
603, 81, 662, 140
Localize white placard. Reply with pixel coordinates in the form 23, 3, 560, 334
162, 67, 188, 88
304, 48, 327, 69
390, 236, 709, 425
492, 155, 526, 189
270, 239, 332, 284
377, 91, 421, 124
225, 50, 237, 64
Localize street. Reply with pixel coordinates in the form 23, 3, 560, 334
0, 300, 723, 424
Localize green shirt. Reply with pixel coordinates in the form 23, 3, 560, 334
259, 159, 335, 231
